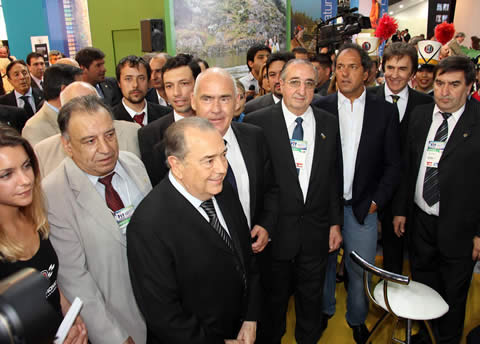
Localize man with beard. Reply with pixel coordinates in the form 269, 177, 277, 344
244, 52, 294, 114
112, 55, 170, 126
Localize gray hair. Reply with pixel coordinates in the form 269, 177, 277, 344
60, 81, 98, 106
193, 67, 238, 98
164, 117, 217, 168
280, 59, 318, 84
58, 95, 113, 140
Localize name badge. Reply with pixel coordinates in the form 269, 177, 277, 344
291, 139, 308, 171
425, 141, 446, 168
113, 205, 135, 235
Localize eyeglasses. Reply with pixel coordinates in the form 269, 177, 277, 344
286, 79, 316, 89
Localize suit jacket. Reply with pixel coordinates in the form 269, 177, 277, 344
22, 102, 59, 145
244, 103, 342, 260
244, 93, 275, 114
145, 87, 159, 104
127, 177, 261, 344
369, 85, 433, 146
0, 104, 30, 132
31, 77, 42, 90
138, 111, 174, 183
34, 120, 141, 178
98, 77, 122, 107
43, 151, 151, 344
112, 101, 170, 125
0, 87, 44, 118
393, 100, 480, 257
313, 92, 401, 224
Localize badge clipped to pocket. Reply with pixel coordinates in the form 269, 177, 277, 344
291, 139, 308, 171
113, 205, 135, 235
425, 141, 446, 168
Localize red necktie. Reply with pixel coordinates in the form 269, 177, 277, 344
133, 112, 145, 127
98, 172, 124, 212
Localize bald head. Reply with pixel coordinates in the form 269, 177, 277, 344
191, 67, 238, 137
56, 58, 80, 68
60, 81, 99, 106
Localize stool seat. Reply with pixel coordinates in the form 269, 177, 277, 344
373, 280, 449, 320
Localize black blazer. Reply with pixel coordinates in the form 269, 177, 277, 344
97, 77, 122, 107
0, 87, 44, 116
369, 85, 433, 146
30, 78, 42, 91
112, 101, 170, 125
0, 104, 30, 132
313, 92, 401, 224
138, 111, 174, 183
244, 93, 275, 114
393, 100, 480, 257
127, 178, 261, 344
244, 103, 343, 260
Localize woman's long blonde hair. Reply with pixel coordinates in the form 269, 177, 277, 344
0, 124, 49, 262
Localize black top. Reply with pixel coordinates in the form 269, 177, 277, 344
0, 237, 62, 315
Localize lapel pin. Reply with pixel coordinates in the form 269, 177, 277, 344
321, 133, 326, 140
464, 133, 469, 137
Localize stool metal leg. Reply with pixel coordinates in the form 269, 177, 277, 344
390, 316, 399, 344
405, 319, 412, 344
366, 311, 391, 343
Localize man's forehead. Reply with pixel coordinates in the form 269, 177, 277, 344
285, 64, 315, 79
435, 70, 465, 83
164, 66, 193, 80
197, 77, 234, 96
121, 64, 147, 76
255, 50, 270, 58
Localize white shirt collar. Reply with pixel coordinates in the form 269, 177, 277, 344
31, 75, 43, 86
45, 101, 59, 113
85, 160, 126, 187
433, 103, 465, 122
168, 171, 208, 210
338, 87, 366, 107
281, 99, 313, 127
223, 125, 235, 145
14, 88, 33, 99
122, 99, 148, 119
384, 83, 409, 101
272, 94, 281, 103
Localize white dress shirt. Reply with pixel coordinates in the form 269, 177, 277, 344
87, 161, 144, 210
31, 75, 43, 91
45, 101, 59, 113
156, 89, 168, 107
168, 171, 230, 236
384, 83, 409, 122
414, 104, 465, 216
173, 110, 184, 122
282, 100, 315, 202
272, 94, 281, 104
239, 72, 259, 94
338, 88, 366, 201
224, 126, 251, 227
122, 99, 148, 126
15, 88, 37, 112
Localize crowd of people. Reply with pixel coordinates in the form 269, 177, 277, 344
0, 26, 479, 344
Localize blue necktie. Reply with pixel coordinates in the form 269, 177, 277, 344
292, 117, 304, 174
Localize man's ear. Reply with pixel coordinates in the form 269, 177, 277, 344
60, 135, 73, 158
168, 155, 183, 179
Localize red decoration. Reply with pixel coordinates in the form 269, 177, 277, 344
435, 22, 455, 45
375, 14, 398, 41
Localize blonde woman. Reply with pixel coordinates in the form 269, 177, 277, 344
0, 124, 87, 344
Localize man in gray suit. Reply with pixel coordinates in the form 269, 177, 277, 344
43, 95, 151, 344
34, 81, 141, 178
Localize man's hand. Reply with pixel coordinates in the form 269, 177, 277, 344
472, 236, 480, 261
393, 216, 406, 238
123, 337, 135, 344
63, 316, 88, 344
225, 341, 242, 344
236, 321, 257, 344
368, 202, 378, 214
329, 225, 342, 252
251, 225, 269, 253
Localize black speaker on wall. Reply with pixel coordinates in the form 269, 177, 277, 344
141, 19, 165, 52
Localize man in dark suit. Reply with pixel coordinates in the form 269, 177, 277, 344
111, 55, 170, 127
0, 60, 44, 123
138, 54, 200, 183
310, 53, 332, 96
75, 47, 122, 107
26, 52, 45, 91
145, 52, 171, 106
369, 42, 433, 274
245, 59, 343, 344
313, 44, 401, 343
244, 52, 294, 114
393, 56, 480, 344
127, 117, 260, 344
0, 104, 29, 132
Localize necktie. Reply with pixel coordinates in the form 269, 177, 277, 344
200, 199, 246, 289
292, 117, 304, 174
98, 172, 125, 212
422, 112, 452, 206
40, 80, 43, 89
133, 112, 145, 127
20, 95, 34, 117
223, 139, 238, 192
95, 83, 105, 98
391, 95, 400, 119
